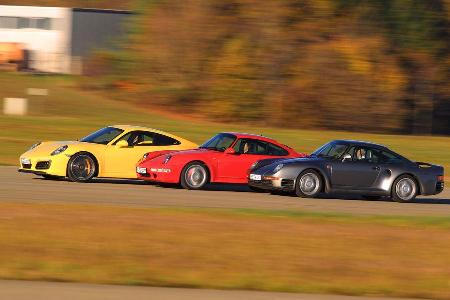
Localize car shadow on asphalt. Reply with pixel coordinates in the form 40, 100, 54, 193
158, 183, 450, 203
153, 183, 253, 193
34, 176, 254, 192
33, 176, 450, 203
204, 183, 252, 192
283, 192, 450, 204
33, 176, 149, 185
89, 178, 150, 185
410, 197, 450, 204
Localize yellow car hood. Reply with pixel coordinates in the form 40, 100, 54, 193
22, 141, 96, 157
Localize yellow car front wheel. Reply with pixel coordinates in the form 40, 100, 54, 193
67, 153, 97, 182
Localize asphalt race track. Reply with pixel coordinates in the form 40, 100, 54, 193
0, 280, 421, 300
1, 166, 449, 216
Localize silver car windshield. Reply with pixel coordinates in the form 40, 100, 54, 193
311, 143, 348, 159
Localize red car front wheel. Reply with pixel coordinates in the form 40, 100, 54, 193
180, 162, 209, 190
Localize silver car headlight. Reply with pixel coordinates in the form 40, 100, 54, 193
249, 161, 259, 170
29, 142, 41, 151
163, 155, 172, 164
51, 145, 68, 156
273, 164, 284, 173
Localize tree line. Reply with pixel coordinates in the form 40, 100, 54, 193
8, 0, 450, 134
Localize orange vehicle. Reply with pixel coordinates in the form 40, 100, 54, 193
0, 42, 24, 63
0, 43, 27, 70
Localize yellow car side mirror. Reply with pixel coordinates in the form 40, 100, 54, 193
115, 140, 129, 148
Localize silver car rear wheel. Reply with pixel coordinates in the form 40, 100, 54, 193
392, 175, 418, 202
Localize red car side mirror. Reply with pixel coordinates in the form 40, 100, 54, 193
224, 148, 236, 154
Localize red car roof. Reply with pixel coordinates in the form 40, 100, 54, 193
222, 132, 283, 145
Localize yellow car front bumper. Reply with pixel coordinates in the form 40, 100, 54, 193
18, 154, 71, 177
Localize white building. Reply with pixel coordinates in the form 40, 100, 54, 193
0, 5, 130, 74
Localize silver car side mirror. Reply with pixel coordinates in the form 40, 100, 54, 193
342, 154, 352, 162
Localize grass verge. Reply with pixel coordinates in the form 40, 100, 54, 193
0, 202, 449, 299
0, 72, 449, 182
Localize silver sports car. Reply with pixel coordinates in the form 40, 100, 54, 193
248, 140, 444, 202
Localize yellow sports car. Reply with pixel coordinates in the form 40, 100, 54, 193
19, 125, 198, 182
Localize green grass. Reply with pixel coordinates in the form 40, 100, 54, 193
1, 203, 450, 299
0, 72, 449, 182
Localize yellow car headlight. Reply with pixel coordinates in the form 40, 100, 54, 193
51, 145, 68, 156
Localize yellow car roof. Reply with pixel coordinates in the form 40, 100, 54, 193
110, 125, 189, 141
112, 125, 157, 131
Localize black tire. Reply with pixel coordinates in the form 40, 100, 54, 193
295, 169, 323, 198
180, 162, 209, 190
391, 174, 418, 202
67, 153, 97, 182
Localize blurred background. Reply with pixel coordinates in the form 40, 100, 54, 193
1, 0, 449, 134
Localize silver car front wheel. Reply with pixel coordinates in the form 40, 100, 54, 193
295, 170, 322, 198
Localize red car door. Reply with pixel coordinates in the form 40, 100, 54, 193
215, 138, 275, 183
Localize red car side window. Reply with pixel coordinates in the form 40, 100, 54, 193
233, 139, 286, 155
267, 143, 289, 156
233, 139, 263, 154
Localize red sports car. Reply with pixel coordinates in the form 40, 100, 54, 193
136, 132, 305, 189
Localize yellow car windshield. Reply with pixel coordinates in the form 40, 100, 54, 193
80, 127, 124, 145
